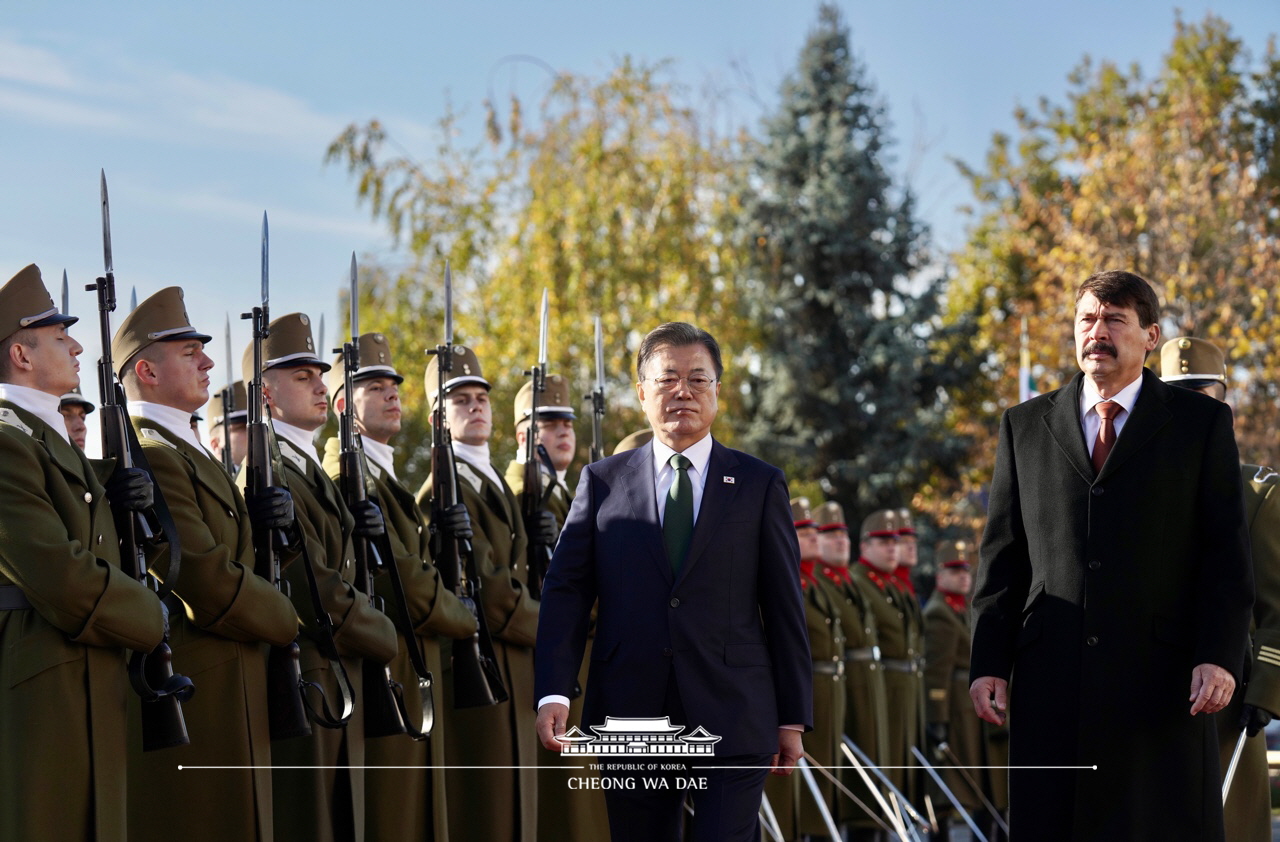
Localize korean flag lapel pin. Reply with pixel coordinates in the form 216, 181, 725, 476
723, 476, 735, 484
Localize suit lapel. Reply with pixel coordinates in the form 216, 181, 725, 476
622, 442, 672, 585
1098, 368, 1172, 480
1042, 373, 1095, 484
680, 441, 740, 582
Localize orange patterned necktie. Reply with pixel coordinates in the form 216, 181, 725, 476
1092, 400, 1120, 474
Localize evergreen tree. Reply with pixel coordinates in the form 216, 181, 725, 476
737, 3, 973, 523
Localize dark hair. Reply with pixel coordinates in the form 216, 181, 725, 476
635, 322, 723, 381
1075, 270, 1161, 328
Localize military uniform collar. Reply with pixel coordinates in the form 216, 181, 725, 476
361, 435, 397, 480
0, 383, 69, 445
274, 420, 321, 469
128, 399, 211, 457
453, 439, 502, 487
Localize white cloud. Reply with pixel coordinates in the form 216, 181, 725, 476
0, 36, 77, 89
0, 85, 126, 129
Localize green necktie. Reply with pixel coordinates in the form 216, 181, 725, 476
664, 453, 694, 575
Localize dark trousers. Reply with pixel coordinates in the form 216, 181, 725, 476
599, 678, 771, 842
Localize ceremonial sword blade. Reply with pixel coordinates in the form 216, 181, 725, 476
260, 211, 270, 307
594, 314, 604, 390
444, 262, 453, 346
100, 169, 113, 276
349, 253, 359, 344
537, 288, 549, 367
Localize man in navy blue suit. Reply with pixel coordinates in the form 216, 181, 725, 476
534, 322, 813, 842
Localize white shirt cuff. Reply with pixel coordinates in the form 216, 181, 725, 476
538, 694, 571, 709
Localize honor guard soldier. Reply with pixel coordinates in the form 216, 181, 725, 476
321, 331, 478, 842
1160, 336, 1279, 842
923, 540, 987, 837
113, 287, 301, 842
240, 313, 398, 842
815, 501, 890, 840
416, 344, 540, 842
59, 386, 94, 449
505, 373, 577, 528
0, 264, 166, 841
765, 498, 847, 840
852, 509, 922, 799
502, 374, 609, 842
893, 507, 927, 805
612, 428, 653, 454
207, 379, 248, 472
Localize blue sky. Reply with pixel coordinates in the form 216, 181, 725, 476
2, 0, 1276, 414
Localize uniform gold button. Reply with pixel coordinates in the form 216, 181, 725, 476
98, 534, 104, 544
84, 492, 93, 503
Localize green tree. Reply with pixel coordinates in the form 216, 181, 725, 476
944, 14, 1280, 480
737, 3, 975, 524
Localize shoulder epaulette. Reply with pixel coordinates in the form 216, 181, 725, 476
278, 441, 307, 473
0, 408, 34, 436
455, 460, 483, 494
139, 426, 178, 449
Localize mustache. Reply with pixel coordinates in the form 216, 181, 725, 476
1083, 341, 1117, 358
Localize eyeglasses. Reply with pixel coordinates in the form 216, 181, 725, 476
645, 375, 718, 394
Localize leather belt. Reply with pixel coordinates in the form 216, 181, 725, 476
0, 585, 32, 610
845, 646, 881, 663
882, 657, 919, 673
812, 659, 845, 676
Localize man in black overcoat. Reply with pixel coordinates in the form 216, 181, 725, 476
969, 270, 1253, 841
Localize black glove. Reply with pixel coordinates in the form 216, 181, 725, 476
526, 509, 558, 547
247, 486, 294, 531
439, 503, 473, 541
1240, 703, 1273, 738
105, 467, 153, 512
350, 499, 385, 539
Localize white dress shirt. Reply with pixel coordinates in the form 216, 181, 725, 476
1079, 374, 1143, 459
0, 383, 71, 445
652, 433, 713, 524
128, 400, 214, 458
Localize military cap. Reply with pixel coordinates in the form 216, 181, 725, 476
59, 386, 95, 415
814, 501, 847, 533
935, 539, 975, 570
613, 429, 653, 454
325, 332, 404, 403
0, 264, 78, 343
860, 509, 900, 540
423, 344, 489, 400
514, 374, 577, 425
790, 497, 815, 528
1158, 336, 1226, 390
208, 380, 247, 427
240, 312, 330, 383
895, 507, 917, 537
112, 286, 212, 375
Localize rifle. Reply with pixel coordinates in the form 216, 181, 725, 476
338, 254, 434, 740
521, 289, 556, 600
242, 211, 349, 738
587, 314, 606, 463
218, 314, 236, 477
90, 170, 194, 751
427, 263, 509, 708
